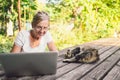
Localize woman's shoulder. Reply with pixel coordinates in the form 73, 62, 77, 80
16, 30, 30, 38
46, 31, 51, 35
44, 31, 51, 37
19, 30, 29, 34
43, 31, 53, 42
18, 30, 30, 35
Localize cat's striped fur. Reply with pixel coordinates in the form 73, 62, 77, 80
63, 46, 99, 64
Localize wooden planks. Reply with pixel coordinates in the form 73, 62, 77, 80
0, 38, 120, 80
38, 38, 120, 80
103, 65, 120, 80
80, 50, 120, 80
118, 61, 120, 66
55, 43, 120, 80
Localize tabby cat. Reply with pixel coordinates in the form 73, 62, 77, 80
63, 46, 100, 64
64, 47, 80, 59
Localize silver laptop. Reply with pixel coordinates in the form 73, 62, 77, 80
0, 52, 58, 77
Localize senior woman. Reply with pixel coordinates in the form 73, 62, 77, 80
11, 11, 57, 53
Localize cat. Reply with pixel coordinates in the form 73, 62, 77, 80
63, 46, 100, 64
64, 47, 80, 59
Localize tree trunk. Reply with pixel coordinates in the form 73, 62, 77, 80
18, 0, 21, 31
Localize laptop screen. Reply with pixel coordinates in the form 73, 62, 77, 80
0, 52, 58, 77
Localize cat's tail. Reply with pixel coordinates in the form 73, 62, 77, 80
63, 58, 76, 63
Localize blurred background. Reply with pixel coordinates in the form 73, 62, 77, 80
0, 0, 120, 52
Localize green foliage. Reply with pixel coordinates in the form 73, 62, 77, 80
0, 0, 37, 35
0, 0, 120, 51
46, 0, 120, 50
21, 0, 37, 20
0, 35, 14, 53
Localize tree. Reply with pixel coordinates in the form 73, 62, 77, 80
0, 0, 37, 35
18, 0, 21, 31
46, 0, 120, 32
0, 0, 14, 36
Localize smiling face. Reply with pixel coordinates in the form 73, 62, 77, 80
35, 20, 49, 36
31, 11, 50, 40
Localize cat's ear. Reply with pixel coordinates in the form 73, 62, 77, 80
82, 47, 85, 51
67, 49, 70, 54
93, 49, 98, 54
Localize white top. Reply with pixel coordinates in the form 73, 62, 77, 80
14, 30, 53, 52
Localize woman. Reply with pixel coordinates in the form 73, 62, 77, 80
11, 11, 57, 53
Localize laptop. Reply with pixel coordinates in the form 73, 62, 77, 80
0, 52, 58, 77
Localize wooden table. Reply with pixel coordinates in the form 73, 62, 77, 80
0, 38, 120, 80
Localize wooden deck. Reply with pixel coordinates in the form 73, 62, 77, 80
0, 38, 120, 80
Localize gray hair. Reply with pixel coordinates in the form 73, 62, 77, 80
32, 11, 50, 27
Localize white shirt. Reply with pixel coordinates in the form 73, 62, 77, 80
14, 30, 53, 52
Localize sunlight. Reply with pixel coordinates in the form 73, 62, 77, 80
38, 0, 47, 4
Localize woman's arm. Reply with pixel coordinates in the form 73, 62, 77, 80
11, 43, 22, 53
11, 30, 26, 53
47, 41, 58, 51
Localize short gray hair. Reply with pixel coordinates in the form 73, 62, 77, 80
32, 11, 50, 27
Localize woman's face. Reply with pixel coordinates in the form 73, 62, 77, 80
32, 20, 49, 39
